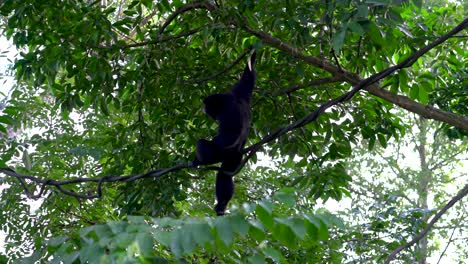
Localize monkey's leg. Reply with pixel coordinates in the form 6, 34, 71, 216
214, 151, 242, 215
192, 139, 223, 166
214, 172, 234, 216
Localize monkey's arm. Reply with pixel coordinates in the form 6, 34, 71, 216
231, 51, 256, 101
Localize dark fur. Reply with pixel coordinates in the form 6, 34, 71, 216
193, 51, 256, 215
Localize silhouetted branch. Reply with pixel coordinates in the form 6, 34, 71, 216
0, 164, 191, 199
384, 184, 468, 264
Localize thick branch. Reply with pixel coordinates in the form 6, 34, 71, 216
364, 86, 468, 130
242, 19, 468, 131
384, 184, 468, 264
243, 18, 468, 158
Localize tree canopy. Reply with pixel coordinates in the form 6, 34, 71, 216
0, 0, 466, 263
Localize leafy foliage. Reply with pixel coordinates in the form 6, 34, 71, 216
0, 0, 466, 262
25, 192, 344, 263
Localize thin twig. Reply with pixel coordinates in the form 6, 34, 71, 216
181, 46, 254, 84
99, 28, 202, 49
158, 1, 215, 35
436, 218, 461, 264
129, 9, 158, 37
275, 76, 344, 95
0, 163, 191, 199
384, 184, 468, 264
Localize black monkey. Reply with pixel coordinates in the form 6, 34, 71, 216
192, 50, 257, 215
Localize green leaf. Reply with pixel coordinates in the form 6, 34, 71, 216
190, 223, 213, 246
365, 0, 392, 5
215, 217, 234, 246
256, 202, 274, 229
100, 96, 109, 116
248, 253, 265, 264
398, 70, 409, 93
277, 218, 306, 239
356, 4, 368, 18
141, 0, 152, 9
419, 85, 429, 104
304, 214, 328, 240
349, 21, 364, 36
410, 84, 419, 100
80, 244, 103, 262
248, 254, 266, 264
107, 221, 127, 234
319, 212, 345, 229
272, 222, 296, 247
0, 116, 12, 125
332, 23, 348, 53
170, 229, 184, 258
274, 188, 296, 207
180, 228, 196, 255
48, 236, 68, 247
368, 136, 376, 150
368, 22, 384, 49
22, 150, 32, 171
153, 230, 173, 247
263, 247, 286, 263
249, 220, 266, 241
413, 0, 422, 9
229, 214, 250, 237
377, 134, 387, 148
296, 65, 305, 77
136, 233, 153, 256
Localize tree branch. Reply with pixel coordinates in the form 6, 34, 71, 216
0, 163, 190, 199
241, 19, 468, 131
384, 184, 468, 264
158, 1, 215, 36
241, 19, 468, 162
